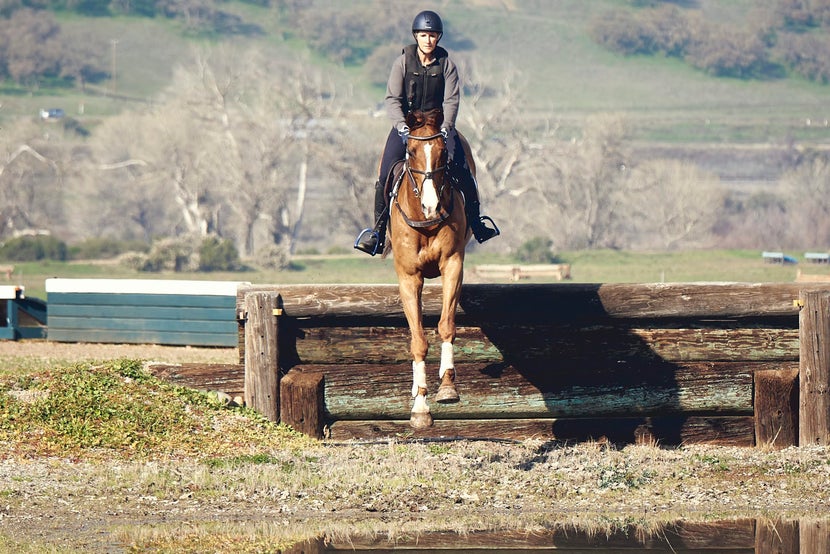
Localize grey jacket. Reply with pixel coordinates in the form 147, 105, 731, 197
384, 46, 460, 132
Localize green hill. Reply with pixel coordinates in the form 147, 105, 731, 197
2, 0, 828, 147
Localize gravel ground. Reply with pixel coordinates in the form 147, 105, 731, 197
2, 342, 830, 551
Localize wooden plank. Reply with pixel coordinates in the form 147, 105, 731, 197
48, 292, 236, 308
244, 292, 280, 422
757, 519, 798, 554
754, 368, 799, 448
238, 283, 830, 322
48, 315, 235, 334
801, 519, 830, 554
280, 370, 324, 438
46, 328, 238, 347
298, 361, 768, 420
0, 286, 20, 300
48, 304, 232, 321
325, 416, 755, 446
148, 363, 244, 397
45, 278, 246, 296
799, 291, 830, 446
289, 324, 798, 366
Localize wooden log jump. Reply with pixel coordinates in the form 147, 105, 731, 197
233, 283, 830, 447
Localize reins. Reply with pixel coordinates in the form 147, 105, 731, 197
393, 131, 453, 229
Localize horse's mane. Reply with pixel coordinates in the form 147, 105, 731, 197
406, 109, 444, 131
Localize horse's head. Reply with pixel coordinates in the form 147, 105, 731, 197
404, 109, 449, 222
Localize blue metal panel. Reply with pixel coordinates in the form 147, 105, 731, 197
46, 280, 242, 346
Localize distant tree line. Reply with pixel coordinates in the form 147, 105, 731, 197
591, 0, 830, 83
0, 0, 465, 90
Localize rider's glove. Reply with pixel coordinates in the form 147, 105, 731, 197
440, 127, 449, 139
398, 124, 410, 144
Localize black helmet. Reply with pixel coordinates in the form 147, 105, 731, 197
412, 10, 443, 38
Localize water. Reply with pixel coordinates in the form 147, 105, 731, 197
289, 517, 828, 553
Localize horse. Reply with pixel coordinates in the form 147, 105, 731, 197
385, 108, 473, 429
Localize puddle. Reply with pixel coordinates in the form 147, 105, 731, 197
289, 518, 827, 553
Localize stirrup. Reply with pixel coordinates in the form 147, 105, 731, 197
473, 216, 501, 244
354, 228, 382, 256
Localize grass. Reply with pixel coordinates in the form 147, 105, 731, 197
4, 249, 809, 300
3, 0, 830, 148
0, 359, 313, 460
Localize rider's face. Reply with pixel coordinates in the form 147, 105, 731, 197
415, 31, 439, 55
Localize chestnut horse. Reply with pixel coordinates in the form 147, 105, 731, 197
387, 109, 473, 429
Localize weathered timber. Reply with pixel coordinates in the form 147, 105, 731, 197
147, 363, 244, 397
244, 292, 280, 422
754, 368, 799, 448
287, 324, 798, 367
280, 370, 324, 439
293, 361, 773, 420
324, 520, 756, 550
801, 518, 830, 554
799, 291, 830, 446
757, 519, 798, 554
237, 283, 829, 323
326, 416, 754, 445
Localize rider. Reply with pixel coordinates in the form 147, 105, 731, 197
354, 9, 500, 256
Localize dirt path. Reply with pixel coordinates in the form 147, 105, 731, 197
0, 340, 237, 365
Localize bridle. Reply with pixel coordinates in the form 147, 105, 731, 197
394, 131, 454, 229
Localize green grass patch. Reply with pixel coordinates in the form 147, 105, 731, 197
0, 359, 312, 460
5, 249, 810, 301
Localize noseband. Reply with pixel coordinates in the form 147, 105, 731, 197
395, 131, 454, 229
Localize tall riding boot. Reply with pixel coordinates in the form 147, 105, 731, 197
354, 180, 389, 255
453, 165, 500, 244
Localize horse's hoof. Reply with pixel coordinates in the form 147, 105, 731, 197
435, 384, 460, 403
410, 411, 434, 429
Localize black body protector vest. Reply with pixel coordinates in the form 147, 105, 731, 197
403, 44, 448, 114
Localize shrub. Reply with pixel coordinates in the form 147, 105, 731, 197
516, 237, 558, 264
70, 238, 149, 260
144, 237, 199, 272
117, 251, 151, 271
198, 236, 240, 272
0, 235, 67, 261
255, 243, 291, 270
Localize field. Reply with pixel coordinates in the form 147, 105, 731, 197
5, 249, 813, 301
0, 248, 829, 551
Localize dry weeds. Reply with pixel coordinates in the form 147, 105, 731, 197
1, 342, 829, 552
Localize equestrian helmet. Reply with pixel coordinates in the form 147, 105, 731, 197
412, 10, 443, 39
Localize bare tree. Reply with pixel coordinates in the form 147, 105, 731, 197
782, 151, 830, 247
541, 114, 631, 249
86, 110, 177, 241
0, 119, 60, 239
626, 159, 723, 249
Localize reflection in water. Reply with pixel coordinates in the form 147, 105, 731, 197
288, 518, 828, 553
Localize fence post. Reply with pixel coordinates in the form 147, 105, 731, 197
244, 292, 281, 422
754, 368, 798, 448
799, 290, 830, 446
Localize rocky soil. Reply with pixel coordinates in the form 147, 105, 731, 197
1, 342, 829, 552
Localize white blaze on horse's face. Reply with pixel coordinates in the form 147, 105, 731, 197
420, 142, 440, 219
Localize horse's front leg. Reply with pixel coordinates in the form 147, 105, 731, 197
398, 273, 432, 429
435, 254, 464, 404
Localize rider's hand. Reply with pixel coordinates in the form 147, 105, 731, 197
440, 127, 449, 139
398, 124, 410, 144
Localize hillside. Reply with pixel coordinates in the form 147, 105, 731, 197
3, 1, 827, 142
1, 0, 829, 254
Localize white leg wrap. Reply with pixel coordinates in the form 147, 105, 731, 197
439, 342, 454, 379
412, 360, 427, 398
412, 393, 429, 414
